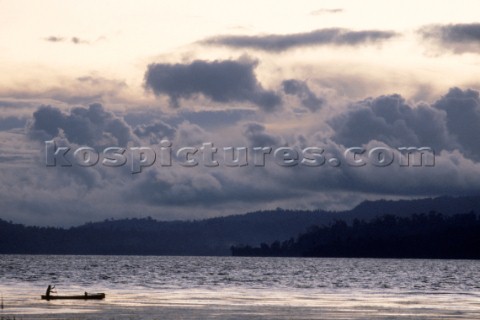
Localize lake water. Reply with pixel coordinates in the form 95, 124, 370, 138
0, 255, 480, 319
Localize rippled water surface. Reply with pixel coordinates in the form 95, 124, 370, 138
1, 255, 480, 319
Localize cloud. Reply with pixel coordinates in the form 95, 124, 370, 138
433, 87, 480, 160
44, 36, 90, 44
44, 36, 91, 44
45, 36, 64, 43
201, 28, 398, 52
134, 120, 176, 144
0, 99, 39, 110
29, 103, 133, 147
144, 58, 281, 110
76, 76, 126, 88
173, 109, 257, 128
129, 168, 298, 207
243, 123, 280, 146
257, 131, 480, 202
328, 87, 480, 162
329, 94, 452, 151
282, 79, 324, 111
0, 116, 27, 131
310, 9, 343, 15
174, 121, 210, 146
71, 37, 89, 44
419, 23, 480, 53
0, 75, 129, 108
3, 87, 480, 226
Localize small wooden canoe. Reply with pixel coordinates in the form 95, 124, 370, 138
41, 293, 105, 300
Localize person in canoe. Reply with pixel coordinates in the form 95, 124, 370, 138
45, 285, 56, 298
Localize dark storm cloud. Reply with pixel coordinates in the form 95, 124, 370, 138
433, 87, 480, 160
288, 145, 480, 198
144, 58, 281, 110
201, 28, 398, 52
29, 103, 132, 147
282, 79, 324, 111
7, 87, 480, 227
130, 170, 299, 207
243, 123, 280, 146
25, 104, 136, 191
329, 87, 480, 161
329, 94, 452, 151
419, 23, 480, 53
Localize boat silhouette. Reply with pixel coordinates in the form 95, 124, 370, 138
41, 292, 105, 300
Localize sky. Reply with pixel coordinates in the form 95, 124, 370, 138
1, 0, 480, 226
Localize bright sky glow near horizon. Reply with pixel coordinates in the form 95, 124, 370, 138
2, 0, 480, 96
1, 0, 480, 226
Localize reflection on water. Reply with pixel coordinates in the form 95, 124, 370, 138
1, 255, 480, 319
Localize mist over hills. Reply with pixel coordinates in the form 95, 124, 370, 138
1, 195, 479, 256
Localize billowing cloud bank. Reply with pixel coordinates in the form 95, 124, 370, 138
3, 16, 480, 226
2, 61, 480, 226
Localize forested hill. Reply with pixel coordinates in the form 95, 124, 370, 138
340, 195, 480, 220
231, 211, 480, 259
0, 210, 334, 255
1, 195, 479, 256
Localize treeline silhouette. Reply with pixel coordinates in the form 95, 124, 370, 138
1, 195, 480, 256
231, 211, 480, 259
0, 210, 334, 255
